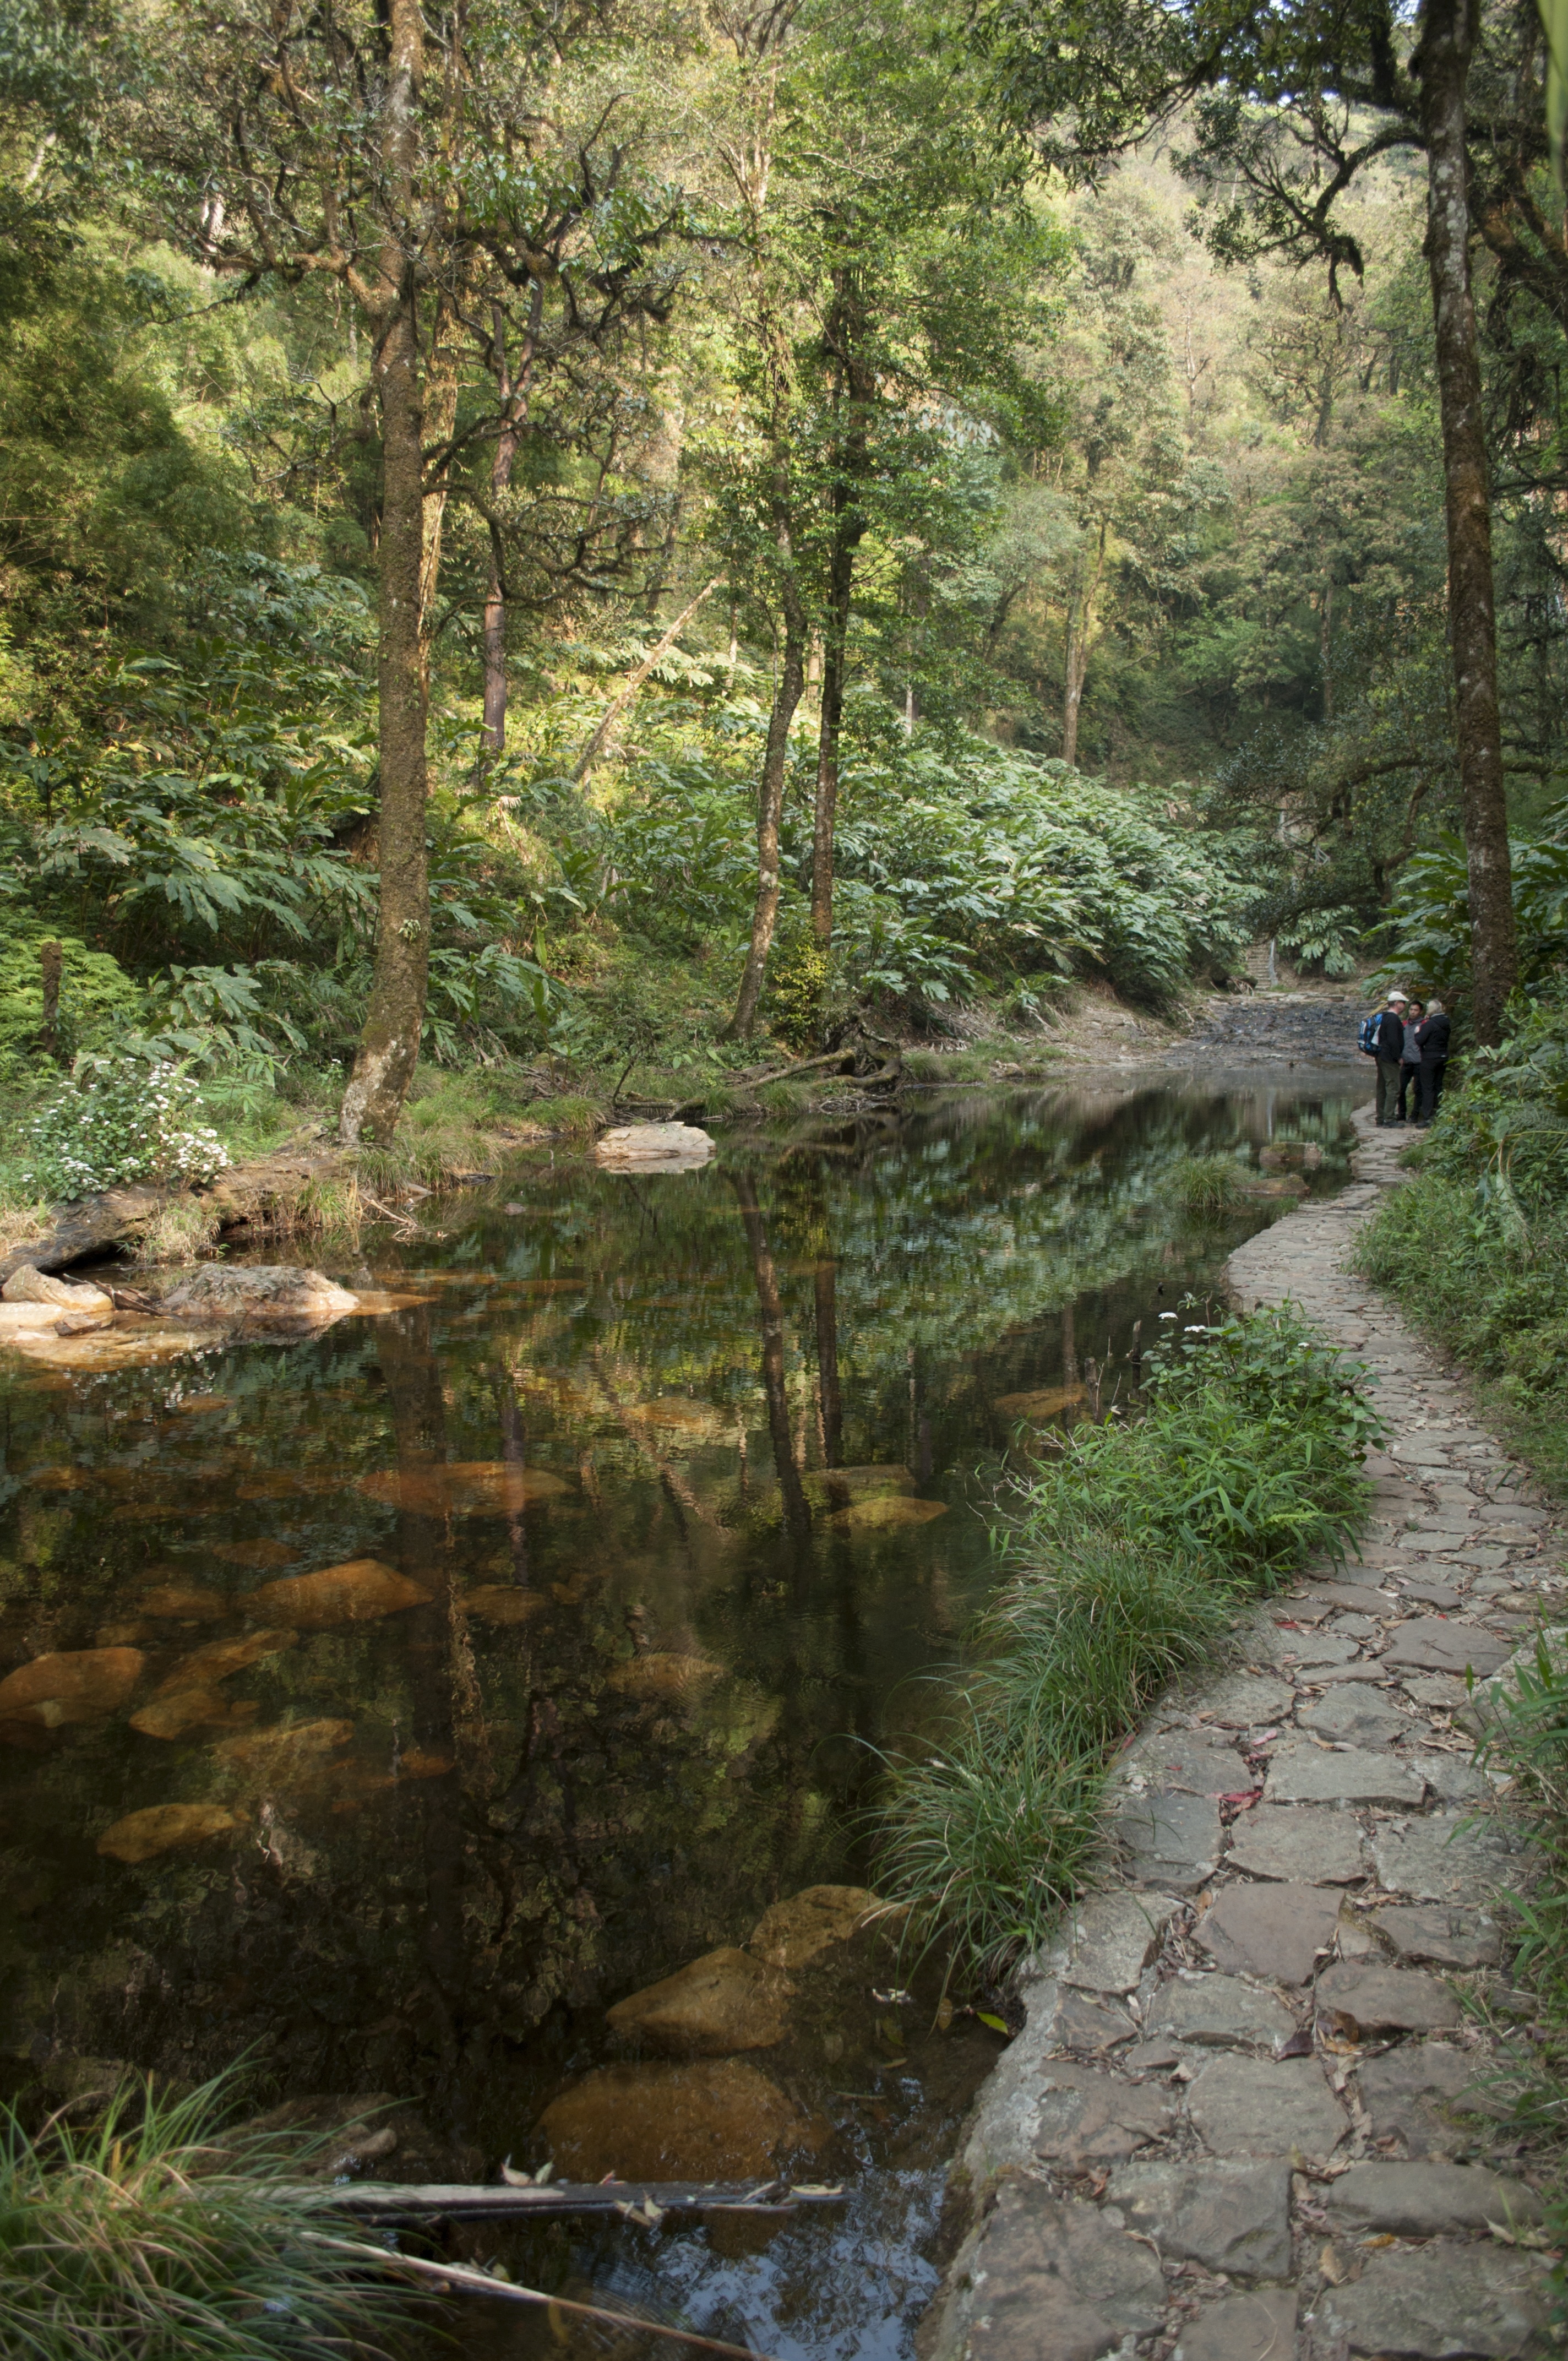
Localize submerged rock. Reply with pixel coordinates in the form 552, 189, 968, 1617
0, 1647, 145, 1728
212, 1539, 298, 1570
249, 1559, 430, 1628
10, 1321, 223, 1373
356, 1461, 571, 1516
151, 1629, 298, 1691
607, 1946, 793, 2055
160, 1265, 359, 1324
801, 1465, 914, 1508
605, 1651, 726, 1700
829, 1494, 946, 1531
135, 1582, 229, 1620
214, 1716, 354, 1786
464, 1584, 548, 1624
992, 1384, 1087, 1421
97, 1801, 241, 1862
747, 1884, 881, 1971
537, 2058, 826, 2180
129, 1687, 262, 1739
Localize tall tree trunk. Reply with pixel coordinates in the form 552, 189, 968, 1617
340, 0, 429, 1146
814, 1254, 842, 1468
481, 287, 541, 755
1061, 523, 1107, 769
810, 503, 857, 956
734, 1171, 811, 1544
726, 573, 807, 1040
1418, 0, 1517, 1045
417, 297, 458, 686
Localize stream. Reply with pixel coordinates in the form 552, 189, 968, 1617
0, 1070, 1365, 2360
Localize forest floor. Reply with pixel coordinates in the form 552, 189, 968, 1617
921, 1103, 1565, 2361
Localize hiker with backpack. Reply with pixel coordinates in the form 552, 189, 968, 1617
1358, 991, 1408, 1125
1415, 997, 1451, 1125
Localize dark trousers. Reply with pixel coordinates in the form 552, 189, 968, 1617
1397, 1063, 1420, 1121
1375, 1056, 1402, 1122
1418, 1058, 1447, 1123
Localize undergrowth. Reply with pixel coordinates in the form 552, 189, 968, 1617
872, 1302, 1380, 1981
0, 2066, 410, 2360
1165, 1151, 1245, 1217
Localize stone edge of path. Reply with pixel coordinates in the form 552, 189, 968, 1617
917, 1105, 1567, 2361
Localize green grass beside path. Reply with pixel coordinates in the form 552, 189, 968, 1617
872, 1303, 1383, 1982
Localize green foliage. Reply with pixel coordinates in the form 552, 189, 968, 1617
1375, 815, 1568, 1016
873, 1303, 1379, 1978
21, 1057, 231, 1198
0, 2065, 407, 2360
0, 927, 141, 1062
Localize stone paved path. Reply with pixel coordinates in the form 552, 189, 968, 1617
923, 1106, 1566, 2361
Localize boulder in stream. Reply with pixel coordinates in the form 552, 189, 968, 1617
2, 1265, 114, 1312
96, 1800, 242, 1862
249, 1559, 430, 1628
0, 1646, 145, 1729
538, 2058, 827, 2180
159, 1265, 360, 1324
594, 1124, 715, 1171
607, 1945, 793, 2054
747, 1884, 882, 1971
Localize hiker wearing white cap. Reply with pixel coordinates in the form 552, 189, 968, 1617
1369, 990, 1407, 1125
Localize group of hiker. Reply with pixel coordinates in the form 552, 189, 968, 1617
1363, 989, 1451, 1127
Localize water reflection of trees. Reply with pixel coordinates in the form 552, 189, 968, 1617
0, 1081, 1354, 2158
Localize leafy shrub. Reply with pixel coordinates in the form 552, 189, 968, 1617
1376, 810, 1568, 1011
873, 1303, 1379, 1979
0, 927, 141, 1061
23, 1057, 231, 1198
0, 2066, 408, 2361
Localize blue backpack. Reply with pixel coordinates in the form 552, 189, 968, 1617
1357, 1011, 1382, 1057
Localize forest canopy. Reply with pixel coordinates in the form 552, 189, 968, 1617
3, 0, 1567, 1159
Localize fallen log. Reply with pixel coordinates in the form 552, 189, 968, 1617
290, 2177, 846, 2222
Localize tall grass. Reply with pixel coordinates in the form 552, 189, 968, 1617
0, 2068, 409, 2361
1164, 1152, 1245, 1217
872, 1304, 1380, 1981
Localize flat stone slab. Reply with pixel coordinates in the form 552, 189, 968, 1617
1264, 1739, 1425, 1809
1224, 1804, 1367, 1885
1402, 1579, 1466, 1609
1372, 1811, 1526, 1903
1125, 1726, 1247, 1793
1273, 1629, 1363, 1668
594, 1123, 716, 1170
1177, 2288, 1298, 2361
1061, 1892, 1179, 1995
1404, 1673, 1473, 1709
1112, 1789, 1222, 1892
1325, 2159, 1543, 2236
1147, 1971, 1295, 2053
1047, 1989, 1137, 2057
1313, 2239, 1551, 2358
1031, 2059, 1177, 2168
1197, 1672, 1296, 1727
1317, 1959, 1463, 2037
1186, 2052, 1347, 2159
1358, 2040, 1506, 2156
962, 2185, 1167, 2361
1371, 1903, 1504, 1970
1311, 1582, 1401, 1613
1195, 1881, 1341, 1984
1381, 1619, 1514, 1678
1107, 2156, 1292, 2278
1298, 1687, 1413, 1747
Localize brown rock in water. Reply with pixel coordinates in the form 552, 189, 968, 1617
160, 1265, 359, 1324
992, 1385, 1087, 1421
463, 1585, 547, 1625
130, 1687, 262, 1739
538, 2059, 825, 2180
213, 1539, 298, 1570
800, 1465, 914, 1509
829, 1495, 946, 1531
136, 1583, 229, 1620
153, 1630, 298, 1693
607, 1947, 793, 2055
250, 1559, 430, 1628
748, 1885, 881, 1970
214, 1716, 354, 1786
97, 1802, 241, 1862
356, 1461, 570, 1516
0, 1647, 145, 1728
2, 1265, 113, 1312
606, 1652, 725, 1700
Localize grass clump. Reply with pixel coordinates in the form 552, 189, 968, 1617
1165, 1151, 1245, 1217
0, 2066, 408, 2360
873, 1303, 1380, 1981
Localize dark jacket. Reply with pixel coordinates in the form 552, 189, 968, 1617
1416, 1010, 1451, 1061
1375, 1009, 1406, 1058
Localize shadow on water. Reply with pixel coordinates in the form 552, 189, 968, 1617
0, 1071, 1365, 2359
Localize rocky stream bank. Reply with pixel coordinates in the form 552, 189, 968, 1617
920, 1106, 1566, 2361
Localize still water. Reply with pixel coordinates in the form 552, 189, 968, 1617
0, 1074, 1361, 2358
